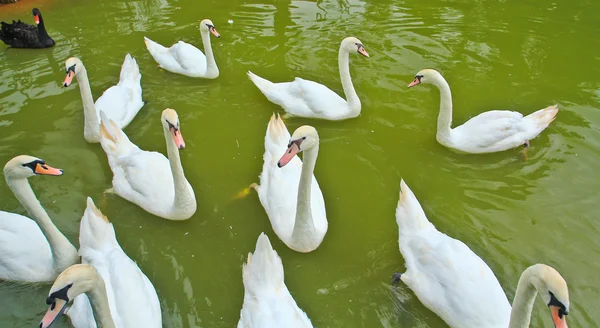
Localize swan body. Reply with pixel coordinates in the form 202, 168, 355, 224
237, 233, 313, 328
408, 69, 558, 154
99, 108, 196, 220
253, 114, 327, 252
248, 37, 369, 120
394, 179, 570, 328
144, 19, 220, 78
63, 54, 144, 143
0, 155, 77, 282
0, 8, 54, 48
40, 197, 162, 328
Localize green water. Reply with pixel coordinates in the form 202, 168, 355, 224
1, 0, 599, 327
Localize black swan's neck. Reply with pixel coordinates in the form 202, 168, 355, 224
36, 14, 53, 45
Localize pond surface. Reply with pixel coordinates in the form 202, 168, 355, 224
0, 0, 599, 327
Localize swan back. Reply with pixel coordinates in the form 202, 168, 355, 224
237, 233, 313, 328
78, 197, 162, 328
395, 180, 511, 328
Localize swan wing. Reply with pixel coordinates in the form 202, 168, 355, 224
0, 211, 54, 281
453, 110, 526, 150
285, 78, 347, 118
94, 86, 133, 125
144, 37, 182, 71
170, 41, 207, 73
112, 150, 175, 209
79, 198, 162, 327
403, 231, 511, 328
92, 54, 143, 128
238, 234, 313, 328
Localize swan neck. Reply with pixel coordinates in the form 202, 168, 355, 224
201, 30, 219, 78
87, 275, 116, 328
37, 15, 50, 39
338, 48, 360, 116
508, 269, 539, 328
434, 75, 453, 140
75, 66, 101, 143
5, 177, 76, 273
292, 145, 318, 242
164, 128, 195, 218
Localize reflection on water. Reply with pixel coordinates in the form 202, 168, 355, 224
0, 0, 599, 326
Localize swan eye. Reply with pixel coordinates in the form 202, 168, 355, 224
65, 64, 76, 74
21, 159, 44, 173
548, 291, 568, 317
166, 120, 179, 131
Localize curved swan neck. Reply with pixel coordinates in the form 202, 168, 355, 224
508, 268, 539, 328
291, 145, 319, 244
36, 14, 51, 39
74, 65, 101, 143
164, 128, 195, 219
5, 177, 77, 272
432, 74, 453, 141
338, 47, 360, 116
201, 30, 219, 78
84, 271, 116, 328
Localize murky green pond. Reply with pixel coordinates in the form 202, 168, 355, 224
1, 0, 599, 327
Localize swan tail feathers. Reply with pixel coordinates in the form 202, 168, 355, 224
79, 197, 118, 254
143, 36, 168, 58
264, 113, 290, 158
119, 53, 142, 86
242, 233, 285, 293
524, 104, 559, 130
247, 71, 277, 94
395, 180, 433, 235
99, 111, 134, 155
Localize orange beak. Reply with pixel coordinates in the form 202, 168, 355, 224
277, 142, 300, 168
171, 127, 185, 150
34, 14, 40, 25
35, 163, 64, 176
408, 78, 421, 87
210, 26, 220, 38
550, 306, 568, 328
39, 298, 67, 328
63, 71, 75, 87
358, 46, 369, 57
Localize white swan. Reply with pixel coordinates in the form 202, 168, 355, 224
247, 37, 369, 120
408, 69, 558, 154
252, 114, 327, 253
99, 108, 196, 220
63, 54, 144, 143
144, 18, 220, 78
237, 233, 313, 328
0, 155, 77, 282
39, 197, 162, 328
393, 179, 569, 328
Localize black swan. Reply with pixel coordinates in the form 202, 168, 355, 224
0, 8, 54, 48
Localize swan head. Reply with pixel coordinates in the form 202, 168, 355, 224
3, 155, 63, 179
40, 264, 102, 328
522, 264, 570, 328
408, 68, 442, 87
200, 19, 220, 38
161, 108, 185, 150
277, 125, 319, 168
32, 8, 41, 24
63, 57, 83, 87
341, 36, 369, 57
